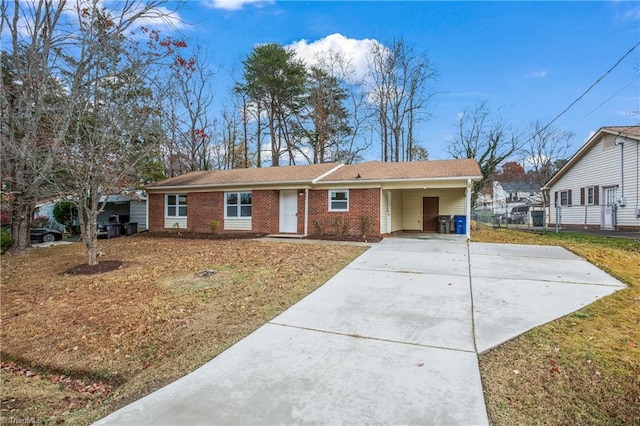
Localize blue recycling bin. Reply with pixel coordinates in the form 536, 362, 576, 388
454, 215, 466, 235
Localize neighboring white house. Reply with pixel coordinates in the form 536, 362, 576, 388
476, 180, 543, 220
543, 126, 640, 231
35, 192, 148, 232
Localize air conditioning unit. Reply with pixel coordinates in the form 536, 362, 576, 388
618, 196, 626, 207
636, 207, 640, 218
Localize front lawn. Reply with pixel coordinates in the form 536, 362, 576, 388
0, 236, 367, 424
473, 228, 640, 425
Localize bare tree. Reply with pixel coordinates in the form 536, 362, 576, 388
1, 0, 67, 252
447, 101, 519, 205
523, 121, 574, 205
54, 1, 181, 266
168, 47, 216, 172
367, 37, 437, 162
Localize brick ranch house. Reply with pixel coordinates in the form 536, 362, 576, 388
146, 159, 482, 239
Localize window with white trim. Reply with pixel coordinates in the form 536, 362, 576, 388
587, 186, 595, 205
329, 190, 349, 212
225, 192, 252, 218
166, 194, 187, 217
560, 190, 571, 206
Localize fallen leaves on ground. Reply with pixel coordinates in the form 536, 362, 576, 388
0, 235, 366, 424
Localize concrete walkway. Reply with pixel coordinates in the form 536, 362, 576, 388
95, 236, 625, 425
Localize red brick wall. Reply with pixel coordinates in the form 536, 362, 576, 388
308, 188, 380, 237
148, 193, 164, 232
188, 192, 223, 233
150, 188, 380, 237
251, 190, 279, 234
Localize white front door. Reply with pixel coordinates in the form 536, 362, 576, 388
602, 187, 616, 229
279, 190, 298, 233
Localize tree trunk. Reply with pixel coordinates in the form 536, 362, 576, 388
9, 202, 34, 252
78, 202, 100, 266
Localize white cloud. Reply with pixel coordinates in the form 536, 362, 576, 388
456, 112, 464, 121
523, 70, 548, 79
288, 33, 379, 82
202, 0, 273, 11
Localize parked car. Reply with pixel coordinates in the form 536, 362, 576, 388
30, 228, 63, 243
509, 205, 529, 224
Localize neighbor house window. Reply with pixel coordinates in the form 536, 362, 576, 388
225, 192, 252, 218
560, 190, 572, 206
329, 190, 349, 211
587, 186, 595, 205
166, 194, 187, 217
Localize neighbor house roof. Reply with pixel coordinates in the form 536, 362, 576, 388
543, 126, 640, 189
316, 159, 482, 183
146, 159, 482, 190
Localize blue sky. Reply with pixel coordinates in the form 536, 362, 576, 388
166, 0, 639, 161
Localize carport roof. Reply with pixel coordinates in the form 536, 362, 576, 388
146, 159, 482, 190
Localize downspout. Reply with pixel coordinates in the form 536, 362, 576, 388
304, 189, 309, 236
466, 179, 472, 240
614, 135, 625, 205
145, 193, 149, 231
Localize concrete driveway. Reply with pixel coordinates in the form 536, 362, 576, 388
95, 236, 624, 425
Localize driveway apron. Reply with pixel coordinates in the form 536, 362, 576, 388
95, 237, 624, 425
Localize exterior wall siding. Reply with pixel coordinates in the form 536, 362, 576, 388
548, 136, 639, 230
129, 201, 147, 230
147, 181, 475, 236
400, 188, 466, 231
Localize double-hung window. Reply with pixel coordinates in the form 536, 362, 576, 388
587, 187, 595, 205
166, 194, 187, 217
225, 192, 252, 218
560, 190, 571, 206
329, 190, 349, 212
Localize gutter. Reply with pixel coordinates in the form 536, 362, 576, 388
317, 175, 483, 185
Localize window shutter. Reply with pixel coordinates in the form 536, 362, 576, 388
567, 189, 572, 206
594, 186, 599, 205
554, 191, 558, 206
580, 188, 585, 205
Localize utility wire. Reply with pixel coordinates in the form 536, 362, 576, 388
570, 76, 639, 127
523, 41, 640, 146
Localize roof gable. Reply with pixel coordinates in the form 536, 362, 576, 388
543, 126, 639, 189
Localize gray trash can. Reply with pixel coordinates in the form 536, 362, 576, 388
438, 216, 451, 234
124, 223, 138, 236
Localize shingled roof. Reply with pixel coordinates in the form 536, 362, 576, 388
317, 159, 482, 182
146, 159, 482, 189
147, 162, 342, 189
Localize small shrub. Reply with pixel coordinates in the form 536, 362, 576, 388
53, 201, 77, 226
208, 220, 219, 233
333, 216, 349, 237
359, 215, 375, 237
312, 219, 325, 236
172, 222, 180, 229
1, 227, 12, 253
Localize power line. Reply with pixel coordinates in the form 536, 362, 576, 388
570, 76, 639, 127
524, 41, 640, 147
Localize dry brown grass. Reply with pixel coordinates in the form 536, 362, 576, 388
0, 235, 366, 424
473, 227, 640, 425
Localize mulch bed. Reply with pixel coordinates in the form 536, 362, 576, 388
62, 260, 125, 276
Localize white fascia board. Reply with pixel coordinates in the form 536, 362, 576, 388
317, 175, 482, 185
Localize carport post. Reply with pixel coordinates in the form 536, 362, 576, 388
466, 179, 472, 240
